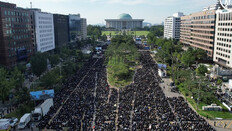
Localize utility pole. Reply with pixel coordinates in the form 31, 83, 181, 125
30, 2, 32, 8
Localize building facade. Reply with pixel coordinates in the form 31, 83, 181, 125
69, 14, 87, 42
0, 1, 34, 66
80, 18, 87, 40
53, 14, 69, 47
30, 9, 55, 53
105, 13, 144, 30
180, 10, 216, 57
164, 12, 183, 40
213, 9, 232, 68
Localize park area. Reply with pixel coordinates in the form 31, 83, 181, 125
102, 31, 149, 37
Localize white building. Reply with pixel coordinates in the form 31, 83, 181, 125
164, 12, 184, 40
30, 9, 55, 53
213, 9, 232, 68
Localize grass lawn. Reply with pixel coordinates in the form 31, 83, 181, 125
107, 68, 135, 88
102, 31, 149, 36
186, 97, 232, 119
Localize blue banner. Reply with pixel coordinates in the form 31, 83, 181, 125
30, 90, 54, 100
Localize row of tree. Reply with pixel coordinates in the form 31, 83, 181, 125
0, 67, 29, 105
87, 25, 107, 42
105, 35, 140, 87
148, 36, 221, 106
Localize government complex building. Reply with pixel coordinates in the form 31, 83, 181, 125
105, 13, 144, 30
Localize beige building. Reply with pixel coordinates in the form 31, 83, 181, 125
180, 10, 216, 57
213, 9, 232, 68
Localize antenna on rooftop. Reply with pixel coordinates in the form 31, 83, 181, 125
30, 2, 32, 8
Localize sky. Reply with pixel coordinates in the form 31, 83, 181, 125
1, 0, 217, 25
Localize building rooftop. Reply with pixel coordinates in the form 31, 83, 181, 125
118, 13, 132, 20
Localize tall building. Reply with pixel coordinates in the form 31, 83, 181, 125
0, 1, 35, 66
69, 14, 87, 42
164, 12, 184, 40
29, 9, 55, 53
80, 18, 87, 40
213, 9, 232, 68
105, 13, 144, 30
53, 14, 69, 47
180, 10, 217, 57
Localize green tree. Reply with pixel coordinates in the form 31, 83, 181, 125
0, 68, 14, 104
11, 67, 24, 89
196, 65, 208, 76
40, 69, 60, 88
14, 87, 30, 104
30, 53, 47, 77
194, 48, 207, 61
181, 51, 195, 67
216, 79, 223, 85
101, 34, 107, 42
49, 54, 60, 67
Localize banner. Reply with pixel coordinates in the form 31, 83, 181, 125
30, 90, 54, 100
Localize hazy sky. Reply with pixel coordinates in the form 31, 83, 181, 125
2, 0, 217, 25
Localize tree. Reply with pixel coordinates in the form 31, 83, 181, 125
14, 87, 30, 104
49, 54, 60, 67
149, 25, 164, 37
87, 25, 102, 40
40, 69, 60, 88
196, 65, 208, 76
101, 34, 107, 42
11, 67, 24, 90
30, 53, 47, 77
216, 79, 223, 85
194, 49, 207, 61
62, 61, 77, 76
0, 68, 14, 104
181, 50, 195, 67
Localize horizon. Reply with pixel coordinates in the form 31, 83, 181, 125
1, 0, 217, 25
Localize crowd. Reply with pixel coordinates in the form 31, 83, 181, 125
37, 50, 215, 131
168, 97, 215, 130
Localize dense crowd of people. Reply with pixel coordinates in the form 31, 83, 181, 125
37, 50, 215, 130
168, 97, 215, 130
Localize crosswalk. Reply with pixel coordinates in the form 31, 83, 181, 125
208, 120, 232, 130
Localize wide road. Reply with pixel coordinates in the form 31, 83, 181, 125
37, 51, 215, 131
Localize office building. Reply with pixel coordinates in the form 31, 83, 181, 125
164, 12, 184, 40
69, 14, 87, 42
80, 18, 87, 40
29, 9, 55, 53
105, 13, 144, 30
180, 10, 216, 57
213, 9, 232, 68
53, 14, 69, 47
0, 1, 34, 66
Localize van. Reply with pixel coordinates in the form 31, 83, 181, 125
18, 113, 31, 129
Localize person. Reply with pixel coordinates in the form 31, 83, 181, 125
37, 51, 215, 130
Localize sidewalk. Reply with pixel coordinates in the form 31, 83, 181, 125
160, 78, 183, 98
